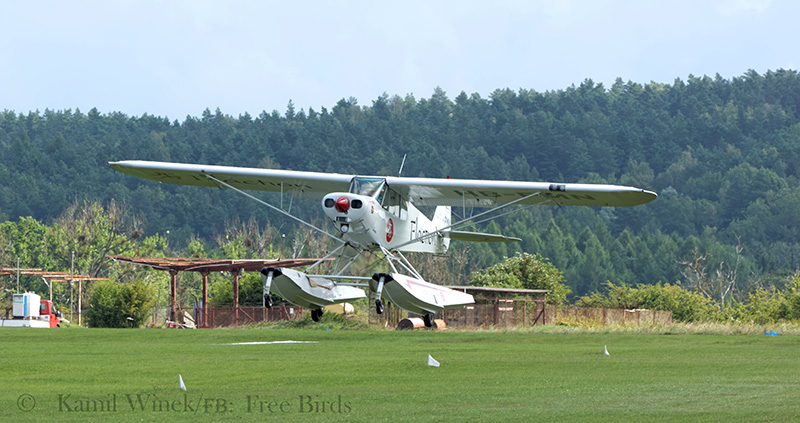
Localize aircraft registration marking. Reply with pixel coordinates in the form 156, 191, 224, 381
541, 192, 597, 201
452, 189, 596, 202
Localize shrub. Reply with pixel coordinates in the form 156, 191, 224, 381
470, 252, 571, 304
575, 281, 719, 322
724, 288, 793, 324
85, 280, 155, 328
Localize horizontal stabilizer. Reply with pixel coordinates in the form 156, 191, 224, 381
445, 230, 521, 243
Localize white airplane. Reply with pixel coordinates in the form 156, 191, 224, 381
109, 160, 656, 327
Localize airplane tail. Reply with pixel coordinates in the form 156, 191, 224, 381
433, 206, 451, 253
433, 206, 451, 227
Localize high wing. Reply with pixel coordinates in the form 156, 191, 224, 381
108, 160, 657, 207
108, 160, 352, 199
384, 175, 656, 207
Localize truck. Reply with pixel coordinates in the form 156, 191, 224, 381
1, 292, 62, 327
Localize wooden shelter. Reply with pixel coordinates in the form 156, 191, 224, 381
107, 256, 325, 327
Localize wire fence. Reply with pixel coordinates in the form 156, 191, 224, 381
149, 302, 671, 329
149, 305, 305, 328
370, 300, 672, 329
544, 305, 673, 326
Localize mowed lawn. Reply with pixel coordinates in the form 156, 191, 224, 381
1, 327, 798, 422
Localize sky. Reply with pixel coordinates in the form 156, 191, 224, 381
1, 0, 796, 120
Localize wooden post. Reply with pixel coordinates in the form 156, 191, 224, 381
232, 269, 240, 326
201, 271, 209, 328
542, 301, 546, 326
169, 271, 177, 324
78, 279, 82, 327
523, 300, 527, 328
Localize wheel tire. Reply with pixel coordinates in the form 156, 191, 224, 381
311, 308, 323, 322
264, 295, 272, 308
423, 313, 434, 328
375, 300, 384, 314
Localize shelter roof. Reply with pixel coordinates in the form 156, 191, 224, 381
107, 255, 325, 273
0, 268, 103, 281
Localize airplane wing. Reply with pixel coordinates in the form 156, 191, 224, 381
108, 160, 352, 199
383, 176, 657, 207
108, 160, 657, 207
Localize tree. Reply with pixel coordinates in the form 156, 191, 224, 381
470, 252, 570, 304
51, 200, 144, 278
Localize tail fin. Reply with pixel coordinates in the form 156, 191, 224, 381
433, 206, 451, 253
433, 206, 451, 227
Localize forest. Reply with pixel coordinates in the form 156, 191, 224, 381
2, 69, 800, 311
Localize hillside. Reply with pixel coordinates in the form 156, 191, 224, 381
2, 69, 800, 297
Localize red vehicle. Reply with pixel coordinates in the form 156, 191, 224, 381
39, 300, 62, 327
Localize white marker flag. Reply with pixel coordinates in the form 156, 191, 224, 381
427, 354, 440, 367
179, 374, 187, 391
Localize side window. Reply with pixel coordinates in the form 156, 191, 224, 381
383, 188, 408, 219
376, 184, 387, 206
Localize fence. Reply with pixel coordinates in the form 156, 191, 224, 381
150, 302, 671, 329
544, 305, 672, 326
148, 305, 305, 328
369, 297, 547, 328
370, 301, 671, 329
200, 305, 305, 328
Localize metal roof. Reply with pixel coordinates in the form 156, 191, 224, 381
107, 255, 325, 273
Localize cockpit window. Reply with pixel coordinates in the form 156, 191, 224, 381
349, 177, 387, 200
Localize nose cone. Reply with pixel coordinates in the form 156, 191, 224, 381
334, 196, 350, 213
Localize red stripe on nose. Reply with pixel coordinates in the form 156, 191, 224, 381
335, 196, 350, 213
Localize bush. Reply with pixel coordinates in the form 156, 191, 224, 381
470, 252, 571, 304
575, 281, 719, 322
724, 288, 793, 324
85, 280, 155, 328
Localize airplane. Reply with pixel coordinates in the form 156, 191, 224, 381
109, 160, 657, 327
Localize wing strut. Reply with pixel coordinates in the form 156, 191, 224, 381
333, 249, 364, 276
204, 173, 344, 245
379, 245, 423, 280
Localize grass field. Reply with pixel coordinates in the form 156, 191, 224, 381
2, 325, 799, 422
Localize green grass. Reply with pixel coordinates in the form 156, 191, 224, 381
2, 326, 799, 422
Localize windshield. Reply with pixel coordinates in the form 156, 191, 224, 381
349, 177, 387, 200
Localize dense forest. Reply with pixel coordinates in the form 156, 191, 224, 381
2, 69, 800, 302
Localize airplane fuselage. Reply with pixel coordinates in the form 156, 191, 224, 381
321, 177, 450, 254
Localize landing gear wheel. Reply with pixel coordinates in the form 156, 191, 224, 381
423, 313, 435, 328
264, 295, 272, 308
311, 308, 323, 322
375, 300, 384, 315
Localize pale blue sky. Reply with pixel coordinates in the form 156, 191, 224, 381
1, 0, 795, 119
